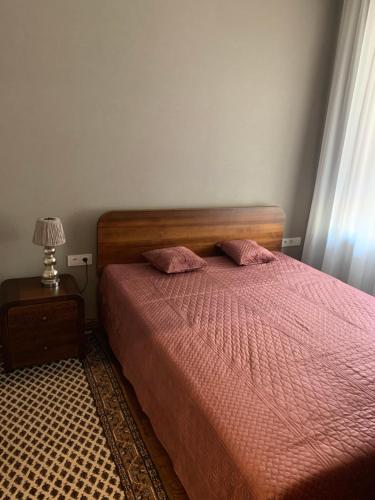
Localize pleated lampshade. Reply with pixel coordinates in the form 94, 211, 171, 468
32, 217, 66, 247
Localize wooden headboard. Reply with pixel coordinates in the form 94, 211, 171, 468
97, 206, 285, 273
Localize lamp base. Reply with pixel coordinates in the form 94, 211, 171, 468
41, 276, 60, 288
41, 246, 60, 288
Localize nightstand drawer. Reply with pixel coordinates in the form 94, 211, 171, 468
7, 301, 80, 368
1, 275, 84, 371
8, 300, 78, 334
9, 336, 80, 369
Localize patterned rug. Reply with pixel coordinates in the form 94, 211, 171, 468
0, 334, 182, 499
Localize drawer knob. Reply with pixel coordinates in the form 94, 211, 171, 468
43, 345, 48, 351
42, 316, 47, 321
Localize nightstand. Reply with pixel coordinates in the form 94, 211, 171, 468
0, 274, 84, 372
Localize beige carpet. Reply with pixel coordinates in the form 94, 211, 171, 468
0, 335, 172, 499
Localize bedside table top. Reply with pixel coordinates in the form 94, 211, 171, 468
0, 274, 81, 308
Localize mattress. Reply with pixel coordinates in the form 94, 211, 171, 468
100, 253, 375, 499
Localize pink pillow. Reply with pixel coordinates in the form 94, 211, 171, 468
217, 239, 277, 266
142, 246, 207, 274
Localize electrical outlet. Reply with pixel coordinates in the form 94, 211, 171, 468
67, 254, 93, 267
281, 237, 302, 248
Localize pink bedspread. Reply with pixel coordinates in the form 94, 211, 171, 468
100, 253, 375, 499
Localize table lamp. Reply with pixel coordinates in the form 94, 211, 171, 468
32, 217, 66, 287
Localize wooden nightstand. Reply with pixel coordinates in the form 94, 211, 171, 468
0, 274, 84, 372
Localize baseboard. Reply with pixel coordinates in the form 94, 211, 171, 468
84, 318, 101, 334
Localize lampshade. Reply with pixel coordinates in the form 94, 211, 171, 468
32, 217, 66, 247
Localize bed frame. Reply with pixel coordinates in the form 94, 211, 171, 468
97, 206, 284, 273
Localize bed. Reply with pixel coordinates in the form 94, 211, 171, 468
98, 206, 375, 499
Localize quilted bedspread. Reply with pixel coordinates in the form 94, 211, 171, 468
100, 253, 375, 499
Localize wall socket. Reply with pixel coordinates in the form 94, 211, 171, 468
281, 237, 302, 248
67, 253, 93, 267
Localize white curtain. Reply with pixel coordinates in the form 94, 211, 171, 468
302, 0, 375, 295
